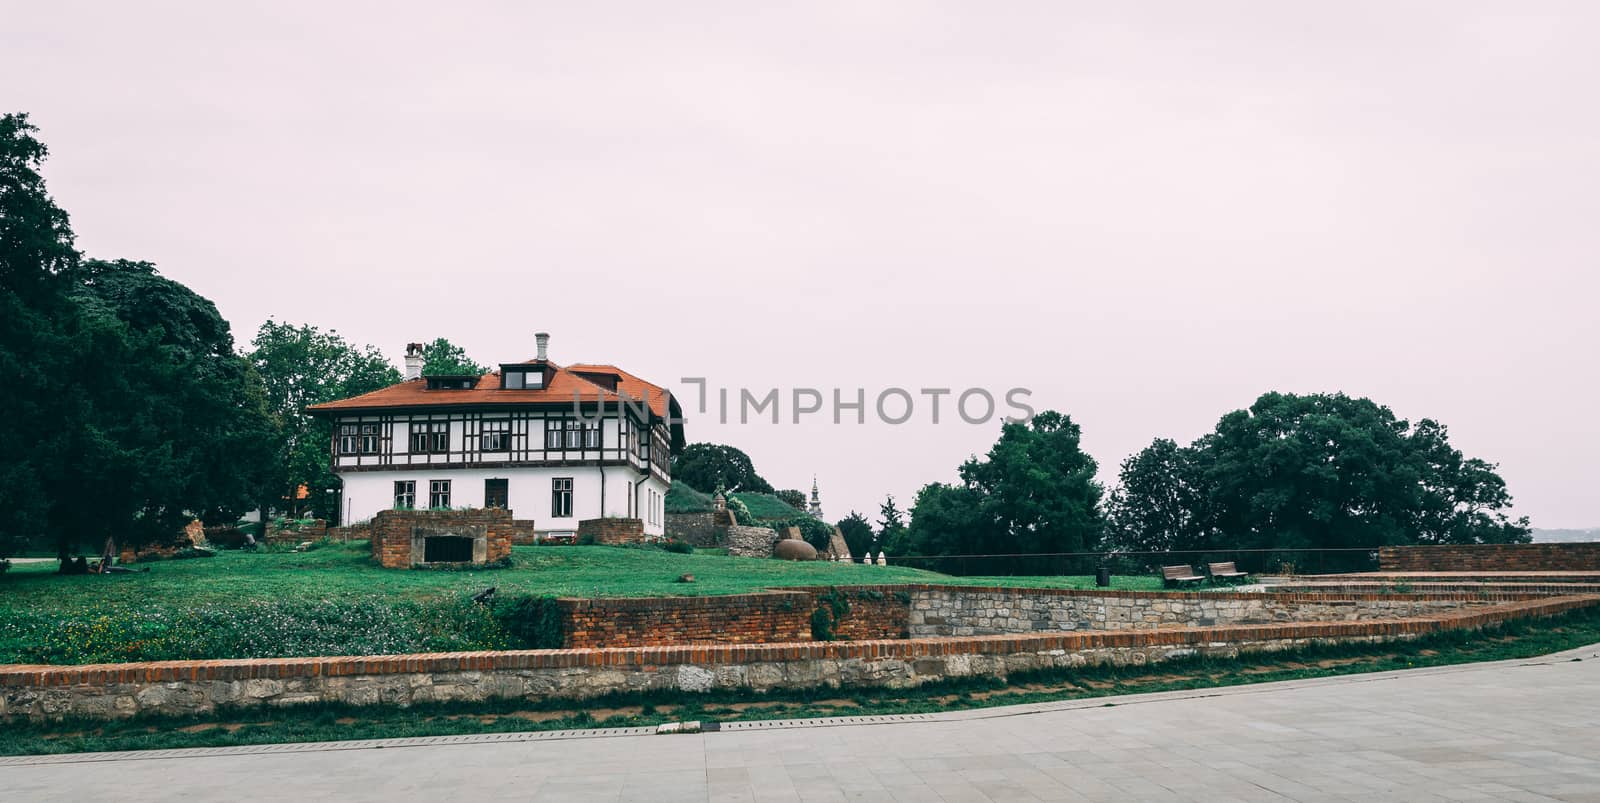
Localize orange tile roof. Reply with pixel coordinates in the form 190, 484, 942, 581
305, 361, 672, 418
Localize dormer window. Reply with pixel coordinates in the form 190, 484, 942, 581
424, 375, 477, 390
500, 365, 546, 390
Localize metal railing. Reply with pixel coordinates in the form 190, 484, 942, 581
882, 548, 1380, 577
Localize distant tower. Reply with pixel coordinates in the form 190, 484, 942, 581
806, 476, 825, 520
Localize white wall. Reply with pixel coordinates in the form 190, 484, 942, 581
342, 466, 667, 536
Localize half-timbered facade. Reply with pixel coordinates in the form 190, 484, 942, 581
306, 334, 683, 538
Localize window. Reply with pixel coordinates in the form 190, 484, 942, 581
485, 478, 508, 509
338, 423, 381, 455
429, 479, 451, 509
502, 370, 544, 390
480, 420, 509, 451
551, 477, 573, 518
410, 421, 449, 453
545, 420, 598, 449
394, 480, 416, 509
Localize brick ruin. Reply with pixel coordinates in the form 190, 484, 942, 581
370, 508, 513, 569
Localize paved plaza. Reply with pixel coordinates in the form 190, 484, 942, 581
4, 643, 1599, 802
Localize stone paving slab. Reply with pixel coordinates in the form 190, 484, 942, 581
3, 642, 1599, 801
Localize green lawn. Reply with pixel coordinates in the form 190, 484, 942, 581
0, 544, 1158, 665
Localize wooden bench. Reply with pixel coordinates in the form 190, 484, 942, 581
1207, 561, 1250, 583
1161, 565, 1204, 588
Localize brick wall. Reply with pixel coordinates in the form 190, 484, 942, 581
370, 509, 513, 569
809, 587, 911, 640
264, 519, 328, 545
576, 517, 645, 545
1379, 543, 1600, 572
6, 594, 1592, 721
509, 520, 539, 545
560, 593, 812, 648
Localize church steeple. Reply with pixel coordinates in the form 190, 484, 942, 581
806, 476, 825, 520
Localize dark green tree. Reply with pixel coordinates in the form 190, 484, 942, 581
0, 113, 282, 558
1108, 392, 1530, 557
835, 511, 875, 563
0, 113, 77, 558
877, 494, 908, 556
1103, 438, 1209, 553
775, 489, 806, 510
419, 337, 486, 376
70, 259, 279, 534
904, 411, 1105, 565
249, 321, 400, 523
670, 443, 774, 494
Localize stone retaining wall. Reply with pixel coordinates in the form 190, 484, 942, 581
1379, 543, 1600, 572
906, 586, 1529, 637
664, 512, 722, 547
4, 595, 1591, 721
725, 526, 780, 557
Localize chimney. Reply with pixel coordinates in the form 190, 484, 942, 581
535, 332, 550, 362
403, 342, 424, 381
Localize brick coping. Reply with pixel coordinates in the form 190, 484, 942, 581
557, 584, 1548, 606
3, 594, 1593, 688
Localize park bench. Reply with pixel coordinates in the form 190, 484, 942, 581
1207, 561, 1250, 584
1161, 564, 1205, 588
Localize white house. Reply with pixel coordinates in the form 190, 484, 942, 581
306, 333, 683, 539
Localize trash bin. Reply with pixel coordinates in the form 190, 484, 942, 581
1096, 566, 1111, 587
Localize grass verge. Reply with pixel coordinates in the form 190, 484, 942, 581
5, 606, 1598, 757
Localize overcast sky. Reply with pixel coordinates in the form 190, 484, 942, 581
5, 2, 1596, 528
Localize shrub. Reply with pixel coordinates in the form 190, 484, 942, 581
494, 595, 564, 649
663, 540, 695, 554
810, 606, 834, 641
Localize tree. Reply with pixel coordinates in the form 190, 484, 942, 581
1108, 392, 1531, 557
70, 259, 279, 533
1103, 438, 1209, 553
776, 489, 806, 510
0, 114, 282, 558
249, 321, 400, 524
904, 411, 1105, 565
419, 337, 486, 376
0, 113, 78, 558
670, 443, 774, 494
836, 511, 875, 563
877, 495, 908, 557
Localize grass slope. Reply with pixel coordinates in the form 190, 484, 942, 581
0, 544, 1162, 664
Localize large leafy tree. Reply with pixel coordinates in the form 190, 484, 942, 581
248, 321, 400, 523
1106, 392, 1530, 555
0, 113, 280, 557
905, 411, 1105, 563
68, 260, 279, 536
419, 337, 486, 376
1102, 438, 1209, 553
0, 113, 77, 557
670, 443, 775, 494
835, 511, 875, 563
